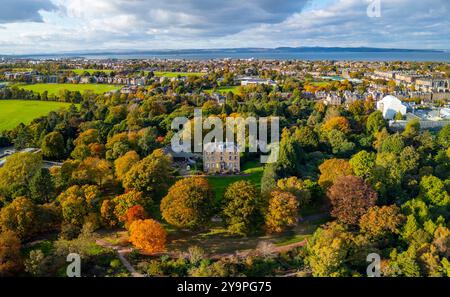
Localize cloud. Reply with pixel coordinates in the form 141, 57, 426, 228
0, 0, 448, 54
0, 0, 56, 23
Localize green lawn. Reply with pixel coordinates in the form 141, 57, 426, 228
71, 69, 113, 75
13, 83, 122, 95
154, 71, 205, 77
207, 160, 264, 202
0, 100, 75, 131
204, 86, 241, 95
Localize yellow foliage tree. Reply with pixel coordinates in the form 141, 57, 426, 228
114, 151, 140, 180
265, 190, 299, 234
318, 158, 353, 189
321, 116, 351, 134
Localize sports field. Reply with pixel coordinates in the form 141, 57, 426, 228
71, 69, 113, 75
154, 71, 205, 77
13, 83, 122, 95
204, 85, 241, 95
0, 100, 74, 131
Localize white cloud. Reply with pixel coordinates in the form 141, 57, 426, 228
0, 0, 448, 54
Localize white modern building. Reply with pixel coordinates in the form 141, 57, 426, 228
377, 95, 408, 120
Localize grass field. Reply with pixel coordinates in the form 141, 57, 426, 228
154, 71, 205, 77
207, 160, 264, 202
71, 69, 113, 75
0, 100, 74, 131
13, 83, 122, 95
204, 85, 241, 95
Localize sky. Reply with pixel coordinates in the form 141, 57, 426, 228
0, 0, 449, 54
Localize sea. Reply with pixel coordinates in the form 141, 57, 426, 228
7, 49, 450, 62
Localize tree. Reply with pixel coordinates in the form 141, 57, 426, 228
73, 129, 100, 146
366, 110, 385, 135
419, 175, 450, 207
294, 126, 318, 151
359, 205, 405, 241
124, 205, 148, 229
0, 197, 37, 239
222, 181, 262, 235
394, 111, 404, 121
349, 150, 376, 180
112, 190, 149, 225
437, 124, 450, 148
327, 175, 377, 225
381, 133, 405, 154
57, 185, 101, 227
123, 149, 173, 199
402, 119, 420, 139
276, 129, 302, 177
0, 230, 23, 276
71, 157, 113, 187
306, 222, 353, 277
318, 158, 353, 189
321, 116, 351, 134
161, 177, 214, 230
41, 131, 65, 160
265, 190, 298, 234
276, 177, 311, 207
29, 168, 55, 204
0, 152, 42, 198
261, 163, 278, 196
114, 151, 140, 181
129, 219, 167, 254
327, 129, 355, 156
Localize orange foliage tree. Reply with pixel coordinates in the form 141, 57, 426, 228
129, 219, 167, 254
124, 205, 148, 229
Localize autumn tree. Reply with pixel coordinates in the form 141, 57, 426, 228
161, 177, 214, 230
276, 177, 312, 207
123, 149, 173, 199
0, 197, 38, 239
222, 181, 262, 235
327, 175, 377, 225
124, 205, 148, 229
129, 219, 167, 254
114, 151, 140, 181
57, 185, 101, 227
71, 157, 113, 187
41, 131, 65, 160
112, 190, 149, 225
359, 205, 405, 242
0, 230, 23, 276
306, 222, 354, 277
0, 152, 42, 198
321, 116, 351, 134
318, 158, 353, 189
265, 190, 299, 234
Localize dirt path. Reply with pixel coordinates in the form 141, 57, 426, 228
96, 239, 144, 277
